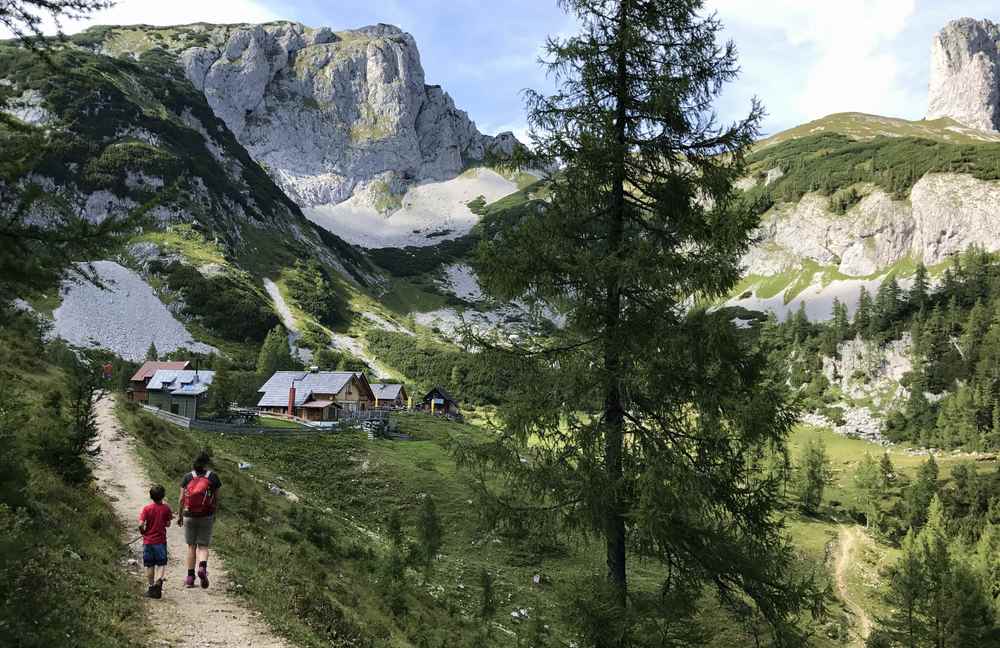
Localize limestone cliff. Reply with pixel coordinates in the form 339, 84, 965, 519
742, 172, 1000, 278
928, 18, 1000, 131
96, 22, 518, 209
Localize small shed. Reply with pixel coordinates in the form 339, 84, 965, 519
371, 383, 408, 409
420, 386, 459, 416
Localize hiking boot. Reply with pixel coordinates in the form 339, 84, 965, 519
197, 567, 209, 589
145, 585, 157, 598
184, 574, 196, 588
151, 579, 163, 599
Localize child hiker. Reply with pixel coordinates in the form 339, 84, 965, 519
138, 484, 172, 599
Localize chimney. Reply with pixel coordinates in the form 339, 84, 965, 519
287, 382, 296, 417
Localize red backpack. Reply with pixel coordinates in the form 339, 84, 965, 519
184, 470, 217, 515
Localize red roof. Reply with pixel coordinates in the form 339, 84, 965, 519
130, 361, 191, 383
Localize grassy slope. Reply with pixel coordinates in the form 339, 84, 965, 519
0, 316, 147, 647
784, 425, 999, 633
123, 392, 964, 646
756, 113, 1000, 149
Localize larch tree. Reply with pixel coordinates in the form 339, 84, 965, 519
465, 0, 817, 642
256, 326, 296, 380
0, 1, 138, 305
0, 0, 112, 48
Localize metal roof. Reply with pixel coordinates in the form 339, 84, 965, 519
130, 361, 190, 383
300, 400, 335, 409
147, 369, 215, 396
371, 383, 404, 400
256, 371, 357, 408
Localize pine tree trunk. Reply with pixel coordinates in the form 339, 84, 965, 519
602, 0, 629, 610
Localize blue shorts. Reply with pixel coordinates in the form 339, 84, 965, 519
143, 543, 168, 567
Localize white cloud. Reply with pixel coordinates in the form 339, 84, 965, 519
711, 0, 919, 124
1, 0, 278, 37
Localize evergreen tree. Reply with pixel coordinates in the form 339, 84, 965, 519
881, 529, 927, 648
0, 3, 135, 304
146, 341, 158, 361
204, 355, 233, 417
416, 496, 443, 581
795, 436, 831, 514
874, 275, 902, 335
878, 452, 896, 489
910, 314, 926, 365
909, 262, 930, 314
959, 300, 990, 376
832, 297, 850, 344
469, 0, 815, 637
923, 307, 953, 393
905, 368, 936, 442
285, 259, 345, 328
0, 1, 112, 47
935, 386, 978, 450
256, 326, 296, 379
855, 286, 873, 336
791, 301, 810, 343
943, 562, 996, 648
854, 453, 882, 530
904, 456, 939, 531
478, 569, 497, 635
918, 506, 951, 648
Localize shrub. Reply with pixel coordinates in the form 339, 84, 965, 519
152, 261, 278, 342
285, 259, 347, 328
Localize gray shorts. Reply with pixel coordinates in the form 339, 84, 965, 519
183, 515, 215, 546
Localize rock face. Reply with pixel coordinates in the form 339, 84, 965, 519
743, 173, 1000, 277
928, 18, 1000, 131
159, 22, 516, 208
822, 334, 912, 402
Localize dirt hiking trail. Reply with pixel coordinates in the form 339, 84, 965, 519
93, 393, 291, 648
834, 525, 874, 646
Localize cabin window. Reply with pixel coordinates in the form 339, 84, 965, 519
170, 403, 180, 415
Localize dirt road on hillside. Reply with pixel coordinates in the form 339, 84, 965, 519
92, 393, 291, 648
835, 525, 874, 646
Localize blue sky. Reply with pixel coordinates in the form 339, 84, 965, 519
28, 0, 1000, 139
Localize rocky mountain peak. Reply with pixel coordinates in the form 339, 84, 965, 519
94, 21, 518, 210
927, 17, 1000, 131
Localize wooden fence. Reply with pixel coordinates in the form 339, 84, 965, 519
140, 404, 191, 429
140, 404, 392, 438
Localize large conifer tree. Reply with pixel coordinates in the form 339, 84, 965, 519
467, 0, 816, 642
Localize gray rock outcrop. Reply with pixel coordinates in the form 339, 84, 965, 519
154, 22, 517, 208
743, 173, 1000, 277
928, 18, 1000, 131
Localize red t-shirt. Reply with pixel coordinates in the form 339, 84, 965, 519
138, 502, 173, 545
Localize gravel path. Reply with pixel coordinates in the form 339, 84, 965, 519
263, 279, 297, 332
835, 525, 874, 646
92, 393, 291, 648
53, 261, 215, 361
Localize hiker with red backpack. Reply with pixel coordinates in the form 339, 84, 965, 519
177, 451, 221, 589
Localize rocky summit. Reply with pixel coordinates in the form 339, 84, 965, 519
94, 22, 518, 210
928, 17, 1000, 131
